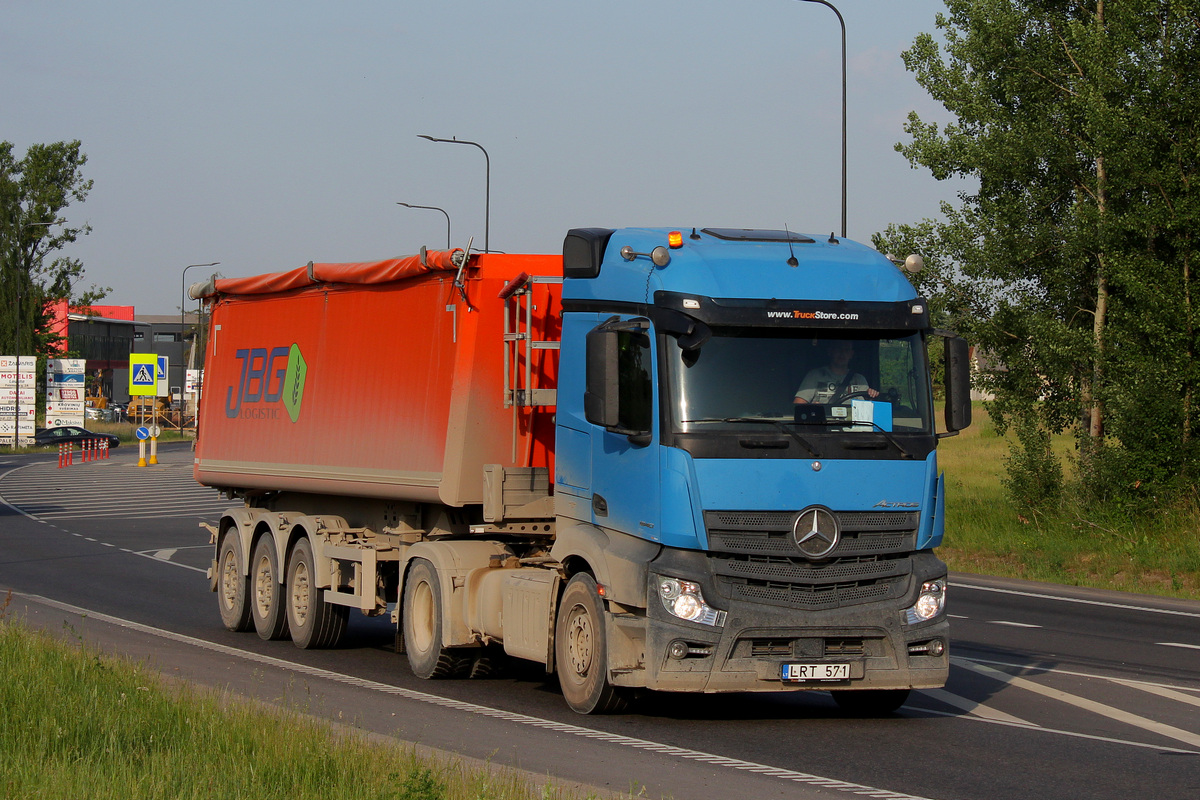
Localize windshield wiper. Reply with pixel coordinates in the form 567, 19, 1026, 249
682, 417, 821, 458
845, 423, 914, 459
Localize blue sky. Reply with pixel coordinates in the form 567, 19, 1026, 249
4, 1, 968, 313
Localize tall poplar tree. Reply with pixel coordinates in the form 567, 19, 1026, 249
0, 140, 103, 361
894, 1, 1200, 505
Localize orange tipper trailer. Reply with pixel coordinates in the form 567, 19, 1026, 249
194, 229, 973, 716
194, 249, 561, 507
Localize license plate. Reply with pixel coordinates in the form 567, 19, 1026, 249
781, 663, 850, 682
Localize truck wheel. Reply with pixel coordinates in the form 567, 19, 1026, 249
286, 536, 348, 649
403, 559, 469, 679
831, 689, 910, 716
555, 573, 629, 714
217, 533, 252, 632
250, 535, 289, 641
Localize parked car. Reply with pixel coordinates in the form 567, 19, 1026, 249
34, 426, 121, 449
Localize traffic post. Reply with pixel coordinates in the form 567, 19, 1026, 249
149, 424, 160, 465
136, 426, 150, 467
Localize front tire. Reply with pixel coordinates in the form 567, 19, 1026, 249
216, 532, 252, 632
555, 573, 629, 714
285, 536, 348, 649
250, 535, 289, 641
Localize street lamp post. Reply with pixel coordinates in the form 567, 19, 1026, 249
797, 0, 847, 239
417, 135, 490, 252
180, 262, 220, 427
396, 202, 452, 249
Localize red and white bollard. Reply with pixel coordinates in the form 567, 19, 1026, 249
58, 442, 72, 468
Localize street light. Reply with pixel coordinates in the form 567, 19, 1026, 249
397, 202, 451, 249
180, 262, 219, 427
417, 135, 490, 252
797, 0, 847, 239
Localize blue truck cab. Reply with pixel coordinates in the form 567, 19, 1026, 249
549, 226, 972, 714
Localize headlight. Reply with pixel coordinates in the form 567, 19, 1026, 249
904, 579, 946, 625
657, 576, 726, 627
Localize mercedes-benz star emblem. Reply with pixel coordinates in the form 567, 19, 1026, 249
792, 506, 840, 560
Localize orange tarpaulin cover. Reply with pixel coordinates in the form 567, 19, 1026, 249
203, 249, 464, 297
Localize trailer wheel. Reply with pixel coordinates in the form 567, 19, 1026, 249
831, 689, 910, 716
216, 532, 252, 632
286, 536, 348, 649
250, 535, 289, 641
403, 559, 469, 679
555, 573, 629, 714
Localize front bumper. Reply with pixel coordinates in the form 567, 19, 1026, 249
613, 549, 949, 693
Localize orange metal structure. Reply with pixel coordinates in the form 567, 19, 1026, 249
194, 250, 562, 507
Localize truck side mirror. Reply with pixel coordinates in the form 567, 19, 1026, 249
943, 336, 973, 434
584, 318, 653, 445
584, 326, 621, 429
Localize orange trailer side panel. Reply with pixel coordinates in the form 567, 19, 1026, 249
194, 253, 561, 506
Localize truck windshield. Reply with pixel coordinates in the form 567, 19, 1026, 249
666, 328, 933, 435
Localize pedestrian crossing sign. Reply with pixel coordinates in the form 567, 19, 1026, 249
129, 354, 158, 396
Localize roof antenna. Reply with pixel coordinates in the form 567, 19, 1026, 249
784, 224, 799, 268
690, 227, 701, 240
828, 231, 840, 245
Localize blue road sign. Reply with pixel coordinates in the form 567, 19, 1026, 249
136, 426, 150, 440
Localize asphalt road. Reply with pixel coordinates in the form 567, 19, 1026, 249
2, 443, 1199, 800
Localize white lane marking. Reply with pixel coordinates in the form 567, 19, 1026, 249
959, 655, 1200, 695
1114, 680, 1200, 709
914, 706, 1198, 755
152, 549, 178, 560
952, 580, 1200, 620
13, 592, 936, 800
1159, 642, 1200, 651
919, 688, 1033, 725
988, 621, 1041, 628
953, 658, 1200, 750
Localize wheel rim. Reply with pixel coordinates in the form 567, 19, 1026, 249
254, 555, 272, 617
291, 559, 310, 626
565, 603, 594, 678
220, 547, 239, 611
411, 580, 435, 653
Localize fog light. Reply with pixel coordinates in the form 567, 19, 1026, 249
668, 640, 689, 660
908, 638, 946, 657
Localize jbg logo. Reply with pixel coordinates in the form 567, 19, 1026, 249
225, 344, 307, 422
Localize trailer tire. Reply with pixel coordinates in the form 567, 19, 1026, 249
286, 536, 348, 649
250, 535, 289, 641
403, 559, 469, 679
216, 532, 253, 632
555, 573, 629, 714
831, 689, 910, 716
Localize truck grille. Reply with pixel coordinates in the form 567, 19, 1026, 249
704, 510, 917, 611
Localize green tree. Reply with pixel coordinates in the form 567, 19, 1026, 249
0, 140, 107, 361
894, 1, 1200, 506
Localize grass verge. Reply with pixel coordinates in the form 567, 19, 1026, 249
0, 602, 619, 800
937, 405, 1200, 599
